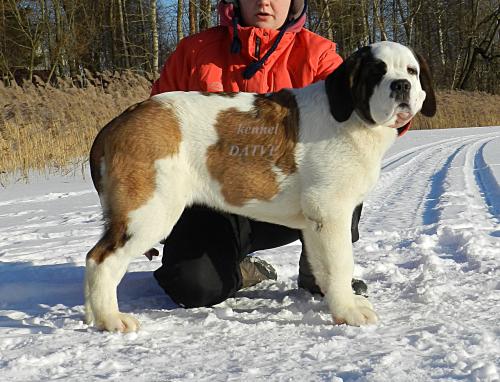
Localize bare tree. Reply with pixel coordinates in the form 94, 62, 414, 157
117, 0, 130, 67
457, 3, 500, 90
373, 0, 388, 40
199, 0, 211, 31
5, 0, 45, 81
177, 0, 184, 41
189, 0, 197, 35
151, 0, 159, 77
395, 0, 424, 44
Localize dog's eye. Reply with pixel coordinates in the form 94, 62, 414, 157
407, 67, 418, 76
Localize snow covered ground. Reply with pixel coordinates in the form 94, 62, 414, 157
0, 126, 499, 381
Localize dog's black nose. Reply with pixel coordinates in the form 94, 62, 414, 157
390, 79, 411, 101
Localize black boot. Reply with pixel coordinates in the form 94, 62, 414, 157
297, 250, 368, 296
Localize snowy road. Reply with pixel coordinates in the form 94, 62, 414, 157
0, 126, 499, 381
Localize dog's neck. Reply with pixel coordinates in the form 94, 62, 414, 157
350, 108, 412, 138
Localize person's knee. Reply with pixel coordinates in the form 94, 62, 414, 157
171, 277, 223, 308
154, 256, 230, 308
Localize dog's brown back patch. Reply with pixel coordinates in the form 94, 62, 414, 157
88, 99, 181, 263
206, 90, 299, 206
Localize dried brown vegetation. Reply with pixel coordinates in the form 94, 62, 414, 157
0, 71, 151, 184
0, 74, 499, 185
413, 90, 500, 131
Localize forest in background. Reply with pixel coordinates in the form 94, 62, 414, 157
0, 0, 499, 93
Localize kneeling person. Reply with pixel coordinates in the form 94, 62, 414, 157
151, 0, 367, 307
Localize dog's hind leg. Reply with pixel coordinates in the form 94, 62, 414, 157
85, 191, 185, 332
85, 225, 139, 332
84, 269, 95, 325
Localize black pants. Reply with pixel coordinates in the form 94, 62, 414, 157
154, 204, 362, 308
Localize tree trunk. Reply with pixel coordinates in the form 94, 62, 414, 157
361, 0, 371, 44
46, 0, 61, 85
457, 0, 480, 89
391, 0, 398, 41
109, 0, 115, 68
117, 0, 130, 68
177, 0, 184, 42
396, 0, 421, 44
199, 0, 211, 31
189, 0, 197, 35
437, 10, 446, 67
374, 0, 388, 40
151, 0, 159, 78
323, 0, 334, 41
139, 0, 151, 72
458, 4, 500, 90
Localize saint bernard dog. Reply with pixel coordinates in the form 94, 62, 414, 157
84, 41, 436, 332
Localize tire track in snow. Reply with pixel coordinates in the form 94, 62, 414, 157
364, 132, 500, 273
363, 134, 485, 232
452, 135, 500, 233
473, 138, 500, 221
398, 135, 500, 269
411, 134, 500, 233
420, 144, 465, 227
381, 135, 473, 172
358, 131, 500, 364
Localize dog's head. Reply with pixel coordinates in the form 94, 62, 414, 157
325, 41, 436, 131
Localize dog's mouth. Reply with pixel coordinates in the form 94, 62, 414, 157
388, 104, 414, 129
390, 103, 414, 136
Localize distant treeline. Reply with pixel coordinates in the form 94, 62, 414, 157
0, 0, 499, 93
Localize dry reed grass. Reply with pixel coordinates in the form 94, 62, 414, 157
413, 90, 500, 130
0, 71, 151, 185
1, 77, 499, 185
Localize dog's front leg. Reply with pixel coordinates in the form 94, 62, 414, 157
302, 206, 378, 326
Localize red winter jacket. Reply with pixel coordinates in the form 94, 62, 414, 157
151, 2, 342, 95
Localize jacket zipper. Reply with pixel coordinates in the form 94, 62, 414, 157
255, 36, 261, 59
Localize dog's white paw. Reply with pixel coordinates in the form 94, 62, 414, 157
332, 295, 378, 326
97, 312, 140, 332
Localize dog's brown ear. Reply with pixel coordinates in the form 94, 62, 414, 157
415, 52, 437, 117
325, 47, 367, 122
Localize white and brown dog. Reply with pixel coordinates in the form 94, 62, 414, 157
85, 41, 436, 332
